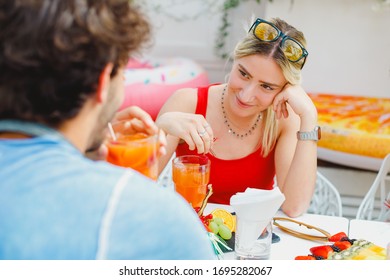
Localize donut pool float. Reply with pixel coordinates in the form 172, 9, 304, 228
120, 57, 210, 120
309, 93, 390, 171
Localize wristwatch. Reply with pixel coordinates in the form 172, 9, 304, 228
297, 126, 321, 141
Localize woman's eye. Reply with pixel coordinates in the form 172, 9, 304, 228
239, 69, 249, 78
261, 84, 274, 91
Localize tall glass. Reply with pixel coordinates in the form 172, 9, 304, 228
106, 120, 159, 180
172, 155, 210, 208
235, 220, 272, 260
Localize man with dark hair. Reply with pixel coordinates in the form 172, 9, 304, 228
0, 0, 215, 260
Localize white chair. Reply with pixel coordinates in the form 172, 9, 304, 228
307, 171, 343, 217
356, 153, 390, 221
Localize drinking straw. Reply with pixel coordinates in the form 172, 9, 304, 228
107, 122, 117, 141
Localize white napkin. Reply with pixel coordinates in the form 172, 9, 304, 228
230, 187, 285, 250
230, 187, 285, 222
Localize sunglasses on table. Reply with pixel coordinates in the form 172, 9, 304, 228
248, 18, 308, 69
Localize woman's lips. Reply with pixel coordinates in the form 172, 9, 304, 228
235, 96, 254, 109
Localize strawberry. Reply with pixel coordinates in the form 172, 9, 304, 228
310, 245, 333, 259
295, 255, 316, 260
329, 232, 348, 242
333, 240, 351, 251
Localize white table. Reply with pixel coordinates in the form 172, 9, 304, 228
204, 204, 350, 260
271, 212, 350, 260
349, 219, 390, 248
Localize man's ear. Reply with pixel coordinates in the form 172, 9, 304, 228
96, 63, 114, 103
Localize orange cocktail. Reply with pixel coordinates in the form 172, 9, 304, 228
106, 123, 158, 180
172, 155, 210, 208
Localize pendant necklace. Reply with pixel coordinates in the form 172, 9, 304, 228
221, 85, 262, 139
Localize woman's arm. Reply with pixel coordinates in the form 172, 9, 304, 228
273, 84, 318, 217
156, 88, 214, 174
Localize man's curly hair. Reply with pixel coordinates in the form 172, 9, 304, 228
0, 0, 151, 127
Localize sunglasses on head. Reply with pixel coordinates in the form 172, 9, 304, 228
248, 18, 308, 69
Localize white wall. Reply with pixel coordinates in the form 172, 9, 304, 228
141, 0, 267, 84
141, 0, 390, 97
265, 0, 390, 97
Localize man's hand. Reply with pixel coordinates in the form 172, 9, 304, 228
86, 106, 167, 161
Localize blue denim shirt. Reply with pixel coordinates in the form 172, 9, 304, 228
0, 120, 215, 259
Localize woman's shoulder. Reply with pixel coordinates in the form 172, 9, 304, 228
173, 84, 221, 100
159, 87, 200, 114
173, 87, 198, 100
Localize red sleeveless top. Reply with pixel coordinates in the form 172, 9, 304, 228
176, 85, 275, 205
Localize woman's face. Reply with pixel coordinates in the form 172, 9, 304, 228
227, 54, 287, 118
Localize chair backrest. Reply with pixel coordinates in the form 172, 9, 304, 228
355, 153, 390, 221
307, 171, 343, 217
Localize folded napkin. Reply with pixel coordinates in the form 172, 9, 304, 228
230, 187, 285, 222
230, 188, 285, 250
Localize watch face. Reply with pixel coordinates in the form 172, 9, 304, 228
317, 126, 321, 140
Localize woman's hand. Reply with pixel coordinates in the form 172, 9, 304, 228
156, 111, 214, 154
272, 84, 317, 122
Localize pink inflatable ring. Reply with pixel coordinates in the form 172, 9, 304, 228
120, 57, 210, 120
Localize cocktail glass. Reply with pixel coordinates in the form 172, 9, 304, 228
172, 155, 210, 208
106, 120, 159, 180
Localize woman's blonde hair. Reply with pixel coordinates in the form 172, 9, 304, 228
233, 17, 307, 157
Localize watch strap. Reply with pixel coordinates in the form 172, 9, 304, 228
297, 126, 321, 141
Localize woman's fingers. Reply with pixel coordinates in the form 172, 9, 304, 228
274, 100, 282, 119
281, 101, 289, 118
180, 131, 196, 151
273, 94, 289, 119
197, 122, 213, 154
179, 121, 214, 154
156, 112, 214, 154
203, 123, 214, 144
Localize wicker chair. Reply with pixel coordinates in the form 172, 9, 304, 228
307, 171, 343, 217
355, 153, 390, 221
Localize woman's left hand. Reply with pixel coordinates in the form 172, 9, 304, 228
272, 84, 317, 121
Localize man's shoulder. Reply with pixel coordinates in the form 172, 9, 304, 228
114, 183, 216, 259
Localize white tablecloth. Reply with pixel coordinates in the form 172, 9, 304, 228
349, 219, 390, 248
204, 204, 350, 260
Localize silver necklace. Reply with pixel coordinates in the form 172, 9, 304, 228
221, 85, 262, 139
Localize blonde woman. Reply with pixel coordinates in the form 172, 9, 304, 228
156, 18, 319, 217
